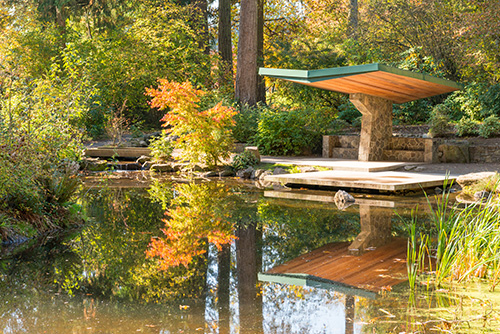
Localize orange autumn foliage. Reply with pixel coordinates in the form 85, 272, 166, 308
146, 80, 237, 168
146, 182, 236, 270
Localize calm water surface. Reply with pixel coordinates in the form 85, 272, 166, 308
0, 176, 486, 333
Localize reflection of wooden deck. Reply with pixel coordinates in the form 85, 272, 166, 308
259, 238, 408, 299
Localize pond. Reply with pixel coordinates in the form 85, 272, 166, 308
0, 174, 497, 333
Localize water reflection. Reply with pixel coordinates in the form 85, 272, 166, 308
147, 182, 237, 269
1, 178, 485, 333
348, 205, 393, 255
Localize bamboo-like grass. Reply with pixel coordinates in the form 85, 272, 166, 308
420, 179, 500, 291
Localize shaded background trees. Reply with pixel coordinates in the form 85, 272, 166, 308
1, 0, 500, 149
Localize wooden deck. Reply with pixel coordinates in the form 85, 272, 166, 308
264, 170, 455, 192
85, 147, 151, 159
259, 238, 408, 299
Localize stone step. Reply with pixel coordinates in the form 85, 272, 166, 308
331, 147, 358, 160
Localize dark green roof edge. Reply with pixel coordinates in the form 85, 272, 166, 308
258, 63, 463, 90
258, 272, 378, 299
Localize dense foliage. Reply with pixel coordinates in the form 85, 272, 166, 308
2, 0, 500, 236
146, 80, 237, 168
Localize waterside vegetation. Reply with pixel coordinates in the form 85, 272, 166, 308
408, 179, 500, 293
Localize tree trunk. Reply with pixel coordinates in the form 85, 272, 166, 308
348, 0, 358, 40
256, 0, 266, 103
55, 5, 67, 49
236, 222, 263, 334
236, 0, 258, 106
217, 244, 231, 334
218, 0, 233, 87
193, 0, 209, 54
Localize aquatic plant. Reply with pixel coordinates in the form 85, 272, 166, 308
406, 207, 430, 291
414, 179, 500, 290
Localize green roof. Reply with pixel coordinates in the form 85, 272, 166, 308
259, 63, 462, 103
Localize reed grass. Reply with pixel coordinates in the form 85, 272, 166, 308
407, 207, 430, 291
418, 179, 500, 290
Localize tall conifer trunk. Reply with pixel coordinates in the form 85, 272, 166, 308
236, 0, 258, 106
256, 0, 266, 103
218, 0, 233, 86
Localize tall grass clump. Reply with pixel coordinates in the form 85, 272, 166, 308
423, 180, 500, 291
406, 207, 430, 291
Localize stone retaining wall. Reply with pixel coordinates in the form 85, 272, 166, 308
470, 145, 500, 163
323, 135, 433, 162
323, 135, 500, 163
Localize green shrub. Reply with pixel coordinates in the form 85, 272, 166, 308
337, 100, 361, 126
231, 150, 259, 171
255, 107, 319, 156
0, 51, 86, 216
232, 104, 261, 143
442, 83, 500, 122
393, 99, 433, 124
149, 131, 173, 162
478, 83, 500, 118
456, 117, 479, 137
428, 104, 452, 138
479, 115, 500, 138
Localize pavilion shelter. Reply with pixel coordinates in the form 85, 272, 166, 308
259, 63, 462, 162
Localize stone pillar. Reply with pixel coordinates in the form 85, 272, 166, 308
349, 93, 393, 161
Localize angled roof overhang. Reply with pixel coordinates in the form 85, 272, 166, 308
259, 63, 462, 104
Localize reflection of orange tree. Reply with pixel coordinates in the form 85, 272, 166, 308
147, 182, 236, 270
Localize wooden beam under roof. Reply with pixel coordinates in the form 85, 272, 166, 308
259, 63, 462, 104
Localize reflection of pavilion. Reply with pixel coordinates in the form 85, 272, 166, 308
259, 190, 416, 333
258, 205, 406, 297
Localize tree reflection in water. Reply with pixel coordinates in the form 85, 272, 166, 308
72, 185, 207, 302
147, 182, 238, 269
3, 179, 465, 333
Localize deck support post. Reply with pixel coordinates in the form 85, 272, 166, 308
349, 93, 393, 161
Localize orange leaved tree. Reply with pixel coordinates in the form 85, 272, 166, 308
146, 80, 237, 169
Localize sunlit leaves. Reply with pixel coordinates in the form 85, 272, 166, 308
146, 79, 237, 168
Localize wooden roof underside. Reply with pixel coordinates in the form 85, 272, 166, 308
259, 64, 462, 104
260, 238, 408, 298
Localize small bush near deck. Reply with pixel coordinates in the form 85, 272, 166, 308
428, 104, 452, 138
456, 117, 479, 137
479, 115, 500, 138
231, 150, 259, 171
255, 108, 316, 156
149, 131, 173, 162
255, 106, 335, 156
